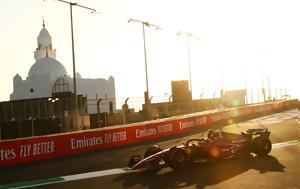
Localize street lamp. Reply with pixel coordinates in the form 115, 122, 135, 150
177, 31, 198, 99
97, 99, 102, 127
52, 0, 96, 129
200, 92, 204, 100
243, 64, 248, 104
128, 18, 161, 104
48, 97, 63, 131
220, 64, 224, 98
261, 64, 266, 102
122, 98, 130, 124
28, 116, 35, 136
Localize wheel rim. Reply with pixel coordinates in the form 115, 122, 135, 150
176, 152, 185, 163
263, 142, 269, 150
259, 139, 271, 154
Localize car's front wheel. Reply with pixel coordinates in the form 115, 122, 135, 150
143, 145, 162, 173
144, 145, 161, 158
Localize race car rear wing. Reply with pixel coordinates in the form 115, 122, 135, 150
242, 128, 270, 137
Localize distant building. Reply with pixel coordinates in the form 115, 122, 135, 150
171, 80, 192, 102
10, 21, 116, 113
224, 89, 246, 106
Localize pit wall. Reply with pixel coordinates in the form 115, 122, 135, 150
0, 100, 297, 168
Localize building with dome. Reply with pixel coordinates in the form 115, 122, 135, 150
10, 21, 116, 114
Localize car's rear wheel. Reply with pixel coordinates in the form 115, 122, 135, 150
252, 137, 272, 156
168, 148, 188, 170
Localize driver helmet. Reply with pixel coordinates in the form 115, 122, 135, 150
208, 129, 214, 139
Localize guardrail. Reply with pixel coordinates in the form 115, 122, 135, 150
0, 100, 297, 168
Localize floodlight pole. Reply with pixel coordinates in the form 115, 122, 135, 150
69, 3, 77, 112
128, 18, 160, 104
142, 23, 149, 103
186, 36, 192, 94
243, 64, 248, 104
220, 64, 224, 98
177, 32, 198, 99
55, 0, 96, 129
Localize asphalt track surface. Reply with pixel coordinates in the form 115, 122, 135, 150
0, 109, 299, 189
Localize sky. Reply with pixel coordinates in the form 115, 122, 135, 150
0, 0, 299, 109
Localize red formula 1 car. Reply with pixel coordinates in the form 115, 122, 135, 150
128, 128, 272, 172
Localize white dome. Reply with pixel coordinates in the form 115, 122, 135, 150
28, 57, 67, 81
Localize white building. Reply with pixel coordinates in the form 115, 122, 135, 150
10, 21, 116, 113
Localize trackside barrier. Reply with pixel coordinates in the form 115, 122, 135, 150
0, 100, 297, 168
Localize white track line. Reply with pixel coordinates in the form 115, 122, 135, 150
62, 168, 133, 182
272, 140, 300, 149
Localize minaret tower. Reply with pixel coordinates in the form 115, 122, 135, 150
34, 19, 56, 61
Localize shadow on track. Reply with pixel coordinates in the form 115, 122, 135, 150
114, 155, 285, 189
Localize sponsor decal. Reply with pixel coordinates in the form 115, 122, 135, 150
157, 123, 173, 134
104, 131, 127, 143
31, 141, 54, 156
1, 141, 55, 161
136, 128, 157, 138
231, 139, 246, 143
210, 112, 229, 122
179, 120, 195, 129
0, 149, 16, 160
135, 124, 173, 139
210, 114, 222, 122
71, 137, 102, 149
239, 108, 252, 116
220, 148, 229, 152
254, 106, 272, 113
196, 116, 207, 126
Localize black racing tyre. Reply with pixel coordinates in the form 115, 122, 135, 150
128, 160, 135, 168
144, 145, 161, 158
168, 148, 188, 170
144, 160, 161, 173
252, 137, 272, 156
128, 155, 141, 168
143, 145, 162, 173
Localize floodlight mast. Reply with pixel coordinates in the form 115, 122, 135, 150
53, 0, 96, 129
176, 31, 198, 99
128, 18, 161, 104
